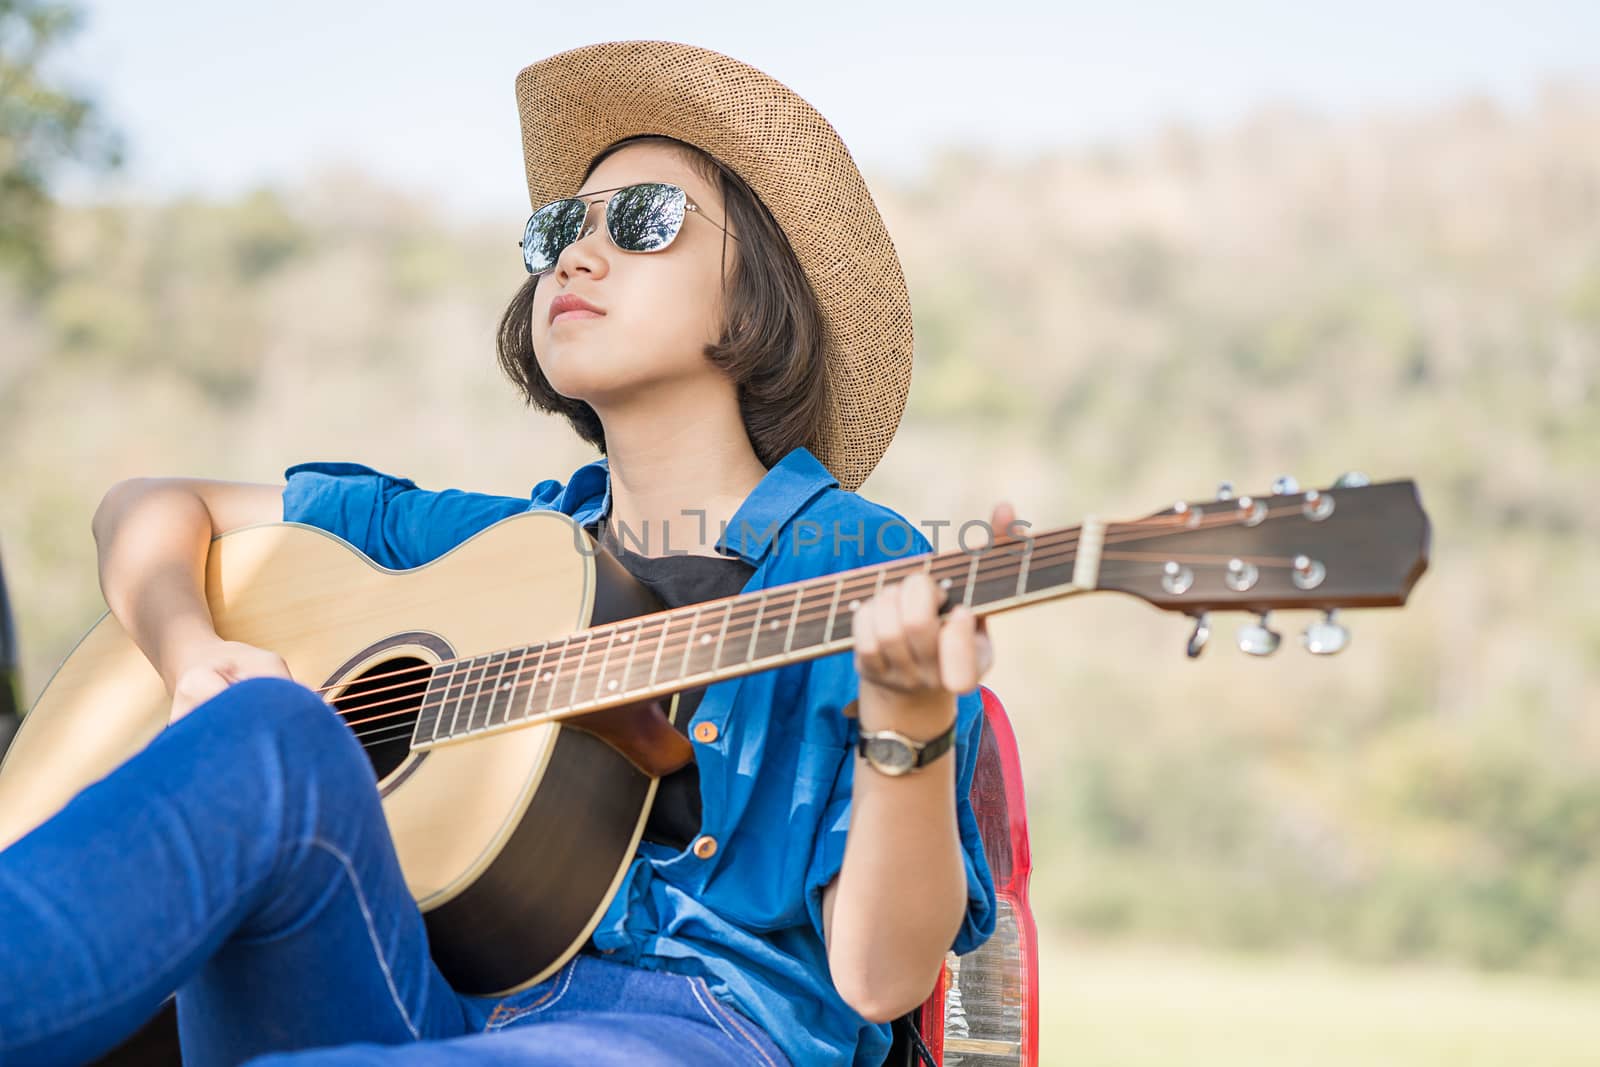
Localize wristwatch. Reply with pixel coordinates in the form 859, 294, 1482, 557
856, 720, 957, 777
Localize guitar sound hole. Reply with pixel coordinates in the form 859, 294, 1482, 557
331, 655, 430, 780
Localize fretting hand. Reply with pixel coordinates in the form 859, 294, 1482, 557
850, 501, 1013, 730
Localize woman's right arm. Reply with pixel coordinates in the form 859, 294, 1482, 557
92, 477, 291, 716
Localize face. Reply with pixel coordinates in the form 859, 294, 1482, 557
529, 141, 736, 409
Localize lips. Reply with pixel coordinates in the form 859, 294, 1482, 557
549, 293, 605, 325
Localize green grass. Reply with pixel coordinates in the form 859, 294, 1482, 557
1038, 936, 1600, 1067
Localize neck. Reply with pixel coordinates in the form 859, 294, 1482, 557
594, 378, 768, 558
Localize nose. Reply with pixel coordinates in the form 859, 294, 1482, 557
553, 200, 609, 283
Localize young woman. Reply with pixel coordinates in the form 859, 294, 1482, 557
0, 42, 1004, 1067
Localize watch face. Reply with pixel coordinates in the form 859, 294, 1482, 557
864, 736, 916, 774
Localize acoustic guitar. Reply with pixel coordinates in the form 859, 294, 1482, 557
0, 473, 1429, 997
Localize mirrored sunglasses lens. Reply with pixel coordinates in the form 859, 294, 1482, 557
607, 183, 687, 252
523, 199, 587, 273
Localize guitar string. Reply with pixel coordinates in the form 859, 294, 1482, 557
332, 501, 1320, 734
319, 496, 1289, 715
328, 504, 1244, 728
330, 502, 1326, 741
340, 547, 1312, 748
341, 554, 1299, 748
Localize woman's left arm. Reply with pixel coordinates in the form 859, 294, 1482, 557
820, 501, 1012, 1024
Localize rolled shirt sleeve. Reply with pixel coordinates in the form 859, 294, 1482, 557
803, 680, 997, 958
798, 521, 999, 959
281, 461, 545, 570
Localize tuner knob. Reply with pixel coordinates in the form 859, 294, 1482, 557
1302, 610, 1351, 655
1333, 471, 1371, 488
1237, 613, 1282, 656
1216, 481, 1235, 501
1271, 475, 1300, 495
1186, 612, 1212, 659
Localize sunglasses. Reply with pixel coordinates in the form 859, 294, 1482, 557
519, 181, 737, 275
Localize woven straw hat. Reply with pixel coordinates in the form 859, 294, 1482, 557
514, 40, 913, 493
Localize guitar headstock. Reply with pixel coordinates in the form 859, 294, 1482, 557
1095, 473, 1430, 657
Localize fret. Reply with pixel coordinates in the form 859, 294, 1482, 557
677, 606, 703, 684
473, 650, 511, 732
418, 661, 458, 744
467, 652, 496, 735
681, 604, 722, 681
962, 549, 981, 608
540, 637, 572, 717
566, 630, 597, 710
710, 601, 735, 673
823, 574, 844, 643
787, 581, 830, 653
530, 641, 560, 718
648, 611, 677, 689
1016, 534, 1034, 598
491, 647, 524, 727
745, 590, 769, 664
749, 588, 791, 663
618, 618, 646, 695
590, 624, 621, 702
783, 584, 804, 654
1018, 525, 1078, 599
443, 654, 480, 739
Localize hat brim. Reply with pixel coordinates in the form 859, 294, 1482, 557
514, 40, 913, 493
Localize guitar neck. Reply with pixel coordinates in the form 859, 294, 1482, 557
411, 518, 1105, 746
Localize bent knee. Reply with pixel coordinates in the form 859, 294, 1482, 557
194, 677, 368, 774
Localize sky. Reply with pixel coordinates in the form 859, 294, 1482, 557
49, 0, 1600, 224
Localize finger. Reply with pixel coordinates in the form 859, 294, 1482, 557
991, 500, 1016, 541
853, 598, 887, 677
975, 614, 995, 677
975, 629, 995, 678
897, 573, 942, 685
939, 605, 979, 693
869, 583, 917, 682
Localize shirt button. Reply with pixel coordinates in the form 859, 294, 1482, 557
693, 721, 719, 743
692, 835, 718, 859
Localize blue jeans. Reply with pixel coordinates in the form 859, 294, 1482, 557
0, 677, 790, 1067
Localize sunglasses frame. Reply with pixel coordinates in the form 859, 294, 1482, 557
518, 182, 738, 276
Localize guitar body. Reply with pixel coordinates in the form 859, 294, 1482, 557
0, 511, 680, 996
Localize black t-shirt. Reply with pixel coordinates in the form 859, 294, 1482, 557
584, 514, 756, 851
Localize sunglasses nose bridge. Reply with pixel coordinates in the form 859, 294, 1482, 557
538, 196, 607, 276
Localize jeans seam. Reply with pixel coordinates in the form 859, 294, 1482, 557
307, 837, 421, 1041
688, 977, 781, 1067
484, 957, 579, 1030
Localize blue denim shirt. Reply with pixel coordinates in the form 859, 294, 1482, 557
281, 445, 997, 1066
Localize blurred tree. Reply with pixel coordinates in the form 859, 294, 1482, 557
0, 0, 122, 291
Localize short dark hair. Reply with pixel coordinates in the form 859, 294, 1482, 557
496, 135, 828, 467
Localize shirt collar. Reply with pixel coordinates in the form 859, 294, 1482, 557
716, 446, 840, 565
554, 445, 839, 567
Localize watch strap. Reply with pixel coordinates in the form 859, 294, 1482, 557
856, 718, 957, 773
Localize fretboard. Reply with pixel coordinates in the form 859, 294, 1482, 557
410, 518, 1104, 749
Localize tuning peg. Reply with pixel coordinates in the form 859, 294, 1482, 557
1302, 610, 1351, 655
1186, 612, 1211, 658
1271, 475, 1300, 495
1237, 612, 1282, 656
1215, 481, 1235, 501
1332, 471, 1371, 488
